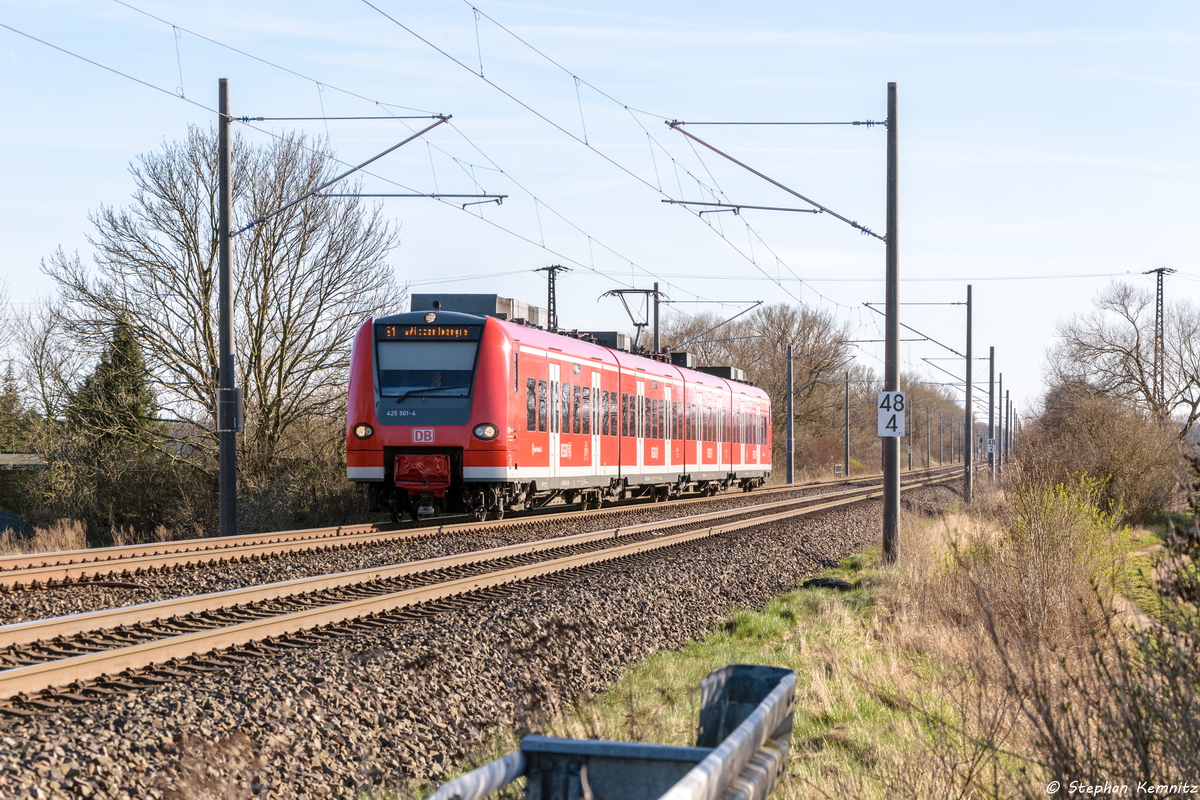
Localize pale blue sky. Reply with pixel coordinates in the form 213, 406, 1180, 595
3, 0, 1198, 415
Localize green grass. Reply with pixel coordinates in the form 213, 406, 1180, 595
387, 507, 1193, 800
390, 551, 976, 800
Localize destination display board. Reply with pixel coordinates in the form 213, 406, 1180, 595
376, 324, 482, 342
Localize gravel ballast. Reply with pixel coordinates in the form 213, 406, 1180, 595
0, 485, 957, 798
0, 481, 888, 626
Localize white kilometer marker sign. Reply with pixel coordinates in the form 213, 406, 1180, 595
877, 392, 906, 437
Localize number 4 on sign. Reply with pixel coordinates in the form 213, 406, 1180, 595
878, 392, 906, 437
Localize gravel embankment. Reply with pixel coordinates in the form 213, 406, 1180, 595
0, 483, 866, 625
0, 485, 957, 799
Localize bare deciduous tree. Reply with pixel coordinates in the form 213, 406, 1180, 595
661, 302, 852, 471
1050, 281, 1200, 437
45, 126, 405, 473
12, 300, 88, 421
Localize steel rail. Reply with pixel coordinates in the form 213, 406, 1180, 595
0, 473, 956, 701
0, 478, 926, 649
0, 466, 960, 589
0, 523, 382, 573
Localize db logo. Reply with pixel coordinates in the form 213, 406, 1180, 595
413, 428, 435, 443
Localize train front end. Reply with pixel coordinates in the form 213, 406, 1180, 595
346, 308, 513, 521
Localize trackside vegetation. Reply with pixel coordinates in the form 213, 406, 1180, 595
406, 471, 1198, 800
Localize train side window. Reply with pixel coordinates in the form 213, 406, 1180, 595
561, 383, 570, 433
526, 378, 537, 431
537, 380, 547, 432
600, 390, 609, 436
513, 352, 519, 394
581, 386, 591, 435
656, 398, 664, 440
610, 391, 617, 438
621, 393, 629, 437
572, 385, 581, 434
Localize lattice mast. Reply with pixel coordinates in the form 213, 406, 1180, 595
535, 264, 571, 332
1145, 267, 1175, 413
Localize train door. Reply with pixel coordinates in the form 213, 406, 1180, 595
716, 396, 724, 470
636, 379, 645, 473
549, 363, 561, 480
749, 403, 758, 465
738, 399, 745, 467
591, 371, 601, 475
664, 385, 673, 472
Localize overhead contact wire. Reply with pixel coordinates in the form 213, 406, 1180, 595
358, 0, 817, 309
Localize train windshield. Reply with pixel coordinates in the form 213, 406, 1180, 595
376, 341, 478, 398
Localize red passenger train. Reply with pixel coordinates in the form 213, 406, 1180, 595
346, 297, 772, 520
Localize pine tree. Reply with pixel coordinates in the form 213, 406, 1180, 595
67, 318, 158, 441
0, 364, 31, 452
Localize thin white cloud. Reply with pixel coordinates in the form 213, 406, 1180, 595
499, 25, 1198, 49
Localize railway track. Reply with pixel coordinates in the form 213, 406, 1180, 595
0, 468, 958, 713
0, 466, 959, 591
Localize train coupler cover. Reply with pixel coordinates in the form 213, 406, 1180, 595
394, 454, 452, 497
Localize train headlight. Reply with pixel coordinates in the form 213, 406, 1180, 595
472, 422, 499, 441
353, 423, 375, 440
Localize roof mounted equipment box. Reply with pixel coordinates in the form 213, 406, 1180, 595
411, 294, 547, 328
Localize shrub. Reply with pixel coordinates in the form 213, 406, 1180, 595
1018, 382, 1180, 524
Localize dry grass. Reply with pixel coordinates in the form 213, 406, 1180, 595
111, 523, 179, 547
0, 519, 187, 554
394, 475, 1198, 800
0, 518, 87, 555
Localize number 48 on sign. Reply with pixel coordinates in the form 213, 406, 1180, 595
878, 392, 906, 437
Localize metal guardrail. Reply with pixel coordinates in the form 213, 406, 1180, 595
430, 664, 796, 800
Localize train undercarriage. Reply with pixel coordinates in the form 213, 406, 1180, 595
367, 466, 767, 523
